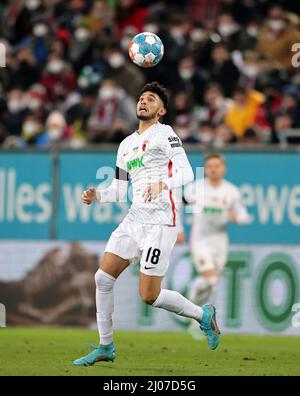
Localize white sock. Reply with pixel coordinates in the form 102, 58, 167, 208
95, 269, 116, 345
152, 289, 203, 321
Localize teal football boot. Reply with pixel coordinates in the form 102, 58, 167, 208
73, 342, 116, 366
199, 304, 221, 350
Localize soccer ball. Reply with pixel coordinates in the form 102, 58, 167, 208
129, 32, 164, 68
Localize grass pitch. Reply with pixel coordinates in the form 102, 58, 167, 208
0, 328, 299, 376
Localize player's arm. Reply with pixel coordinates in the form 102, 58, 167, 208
81, 168, 129, 205
228, 189, 252, 224
82, 144, 129, 205
143, 129, 194, 202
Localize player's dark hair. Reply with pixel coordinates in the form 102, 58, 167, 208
205, 153, 226, 164
139, 82, 169, 109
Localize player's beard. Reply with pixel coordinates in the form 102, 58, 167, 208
136, 110, 157, 121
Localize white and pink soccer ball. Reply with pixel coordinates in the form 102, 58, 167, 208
129, 32, 164, 68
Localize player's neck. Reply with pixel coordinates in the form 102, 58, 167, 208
209, 178, 223, 187
138, 119, 158, 134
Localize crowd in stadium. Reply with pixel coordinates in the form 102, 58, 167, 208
1, 0, 300, 149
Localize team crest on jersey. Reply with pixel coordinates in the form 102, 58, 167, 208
142, 140, 149, 152
133, 146, 139, 155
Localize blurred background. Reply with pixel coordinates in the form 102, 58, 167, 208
0, 0, 299, 336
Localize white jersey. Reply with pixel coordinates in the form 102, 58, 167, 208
184, 179, 250, 245
117, 122, 184, 226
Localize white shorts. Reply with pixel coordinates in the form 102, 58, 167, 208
191, 235, 228, 275
105, 216, 178, 276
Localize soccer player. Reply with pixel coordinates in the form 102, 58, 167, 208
177, 153, 251, 338
73, 82, 220, 366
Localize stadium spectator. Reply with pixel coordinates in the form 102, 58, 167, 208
116, 0, 149, 39
42, 110, 70, 146
214, 122, 237, 148
39, 53, 77, 105
106, 45, 145, 99
25, 84, 47, 120
209, 44, 240, 97
196, 83, 231, 126
171, 91, 195, 143
21, 113, 44, 146
216, 12, 241, 52
69, 19, 95, 73
279, 87, 300, 127
242, 127, 259, 146
173, 55, 205, 104
270, 112, 293, 145
88, 78, 136, 143
1, 88, 28, 137
185, 121, 216, 147
66, 87, 98, 146
6, 47, 40, 91
256, 5, 300, 74
225, 86, 265, 140
240, 51, 260, 90
0, 0, 300, 148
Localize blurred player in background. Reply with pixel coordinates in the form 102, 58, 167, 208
177, 153, 251, 339
73, 82, 221, 367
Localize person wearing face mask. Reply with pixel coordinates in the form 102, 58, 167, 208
197, 84, 232, 127
106, 46, 145, 100
256, 5, 300, 74
30, 21, 50, 64
21, 114, 44, 145
197, 121, 216, 147
240, 51, 260, 89
1, 89, 28, 137
70, 21, 94, 73
66, 87, 97, 144
217, 13, 241, 52
25, 85, 47, 120
169, 16, 189, 45
174, 56, 205, 105
209, 44, 240, 98
39, 54, 77, 104
90, 78, 136, 142
116, 0, 149, 39
43, 110, 69, 146
10, 0, 45, 43
238, 20, 261, 51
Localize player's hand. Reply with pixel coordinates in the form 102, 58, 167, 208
176, 231, 185, 245
143, 182, 167, 202
81, 187, 97, 205
228, 209, 238, 223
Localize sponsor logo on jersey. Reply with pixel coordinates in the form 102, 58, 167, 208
127, 156, 144, 171
168, 135, 182, 148
203, 206, 223, 215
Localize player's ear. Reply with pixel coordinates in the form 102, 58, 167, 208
158, 107, 167, 117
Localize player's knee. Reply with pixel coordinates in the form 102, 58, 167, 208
202, 272, 218, 287
139, 290, 159, 305
95, 269, 115, 292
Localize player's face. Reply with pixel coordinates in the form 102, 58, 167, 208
205, 158, 226, 182
137, 91, 166, 121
